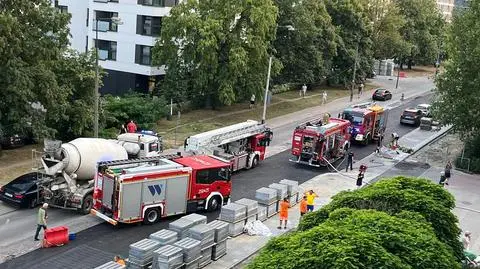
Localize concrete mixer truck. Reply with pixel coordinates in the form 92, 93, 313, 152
32, 133, 163, 214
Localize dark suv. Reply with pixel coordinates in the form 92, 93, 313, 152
400, 108, 423, 126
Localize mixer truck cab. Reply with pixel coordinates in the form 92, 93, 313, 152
116, 133, 162, 158
91, 155, 231, 225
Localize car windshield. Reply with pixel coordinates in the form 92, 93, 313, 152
344, 112, 364, 125
403, 111, 417, 117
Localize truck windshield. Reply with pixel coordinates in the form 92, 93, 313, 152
344, 112, 364, 125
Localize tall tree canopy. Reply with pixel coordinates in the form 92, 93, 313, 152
272, 0, 337, 85
153, 0, 278, 108
325, 0, 374, 85
394, 0, 444, 69
433, 0, 480, 138
0, 0, 70, 138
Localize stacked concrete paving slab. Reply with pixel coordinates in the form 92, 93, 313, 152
190, 224, 216, 268
235, 198, 258, 223
256, 205, 267, 221
279, 179, 300, 206
149, 229, 179, 246
181, 213, 207, 226
207, 220, 229, 260
94, 261, 125, 269
169, 218, 195, 239
152, 245, 184, 269
255, 187, 278, 217
173, 237, 201, 269
127, 239, 161, 269
218, 203, 247, 237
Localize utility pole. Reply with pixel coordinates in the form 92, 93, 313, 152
94, 19, 99, 138
350, 43, 359, 102
262, 56, 273, 124
395, 64, 400, 89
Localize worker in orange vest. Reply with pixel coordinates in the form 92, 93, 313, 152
299, 195, 308, 217
114, 255, 126, 266
278, 198, 290, 230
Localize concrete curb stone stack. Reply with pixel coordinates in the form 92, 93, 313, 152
255, 187, 279, 217
218, 203, 247, 237
127, 238, 161, 269
256, 205, 267, 221
151, 245, 184, 269
234, 198, 258, 223
149, 229, 179, 247
169, 218, 195, 239
207, 220, 229, 260
189, 224, 216, 268
279, 179, 300, 206
181, 213, 207, 226
173, 237, 201, 269
94, 261, 125, 269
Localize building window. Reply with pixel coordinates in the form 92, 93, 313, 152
93, 0, 118, 3
85, 36, 89, 53
135, 45, 152, 65
94, 11, 119, 32
56, 5, 68, 13
86, 8, 89, 27
96, 40, 117, 61
138, 0, 165, 7
137, 16, 162, 36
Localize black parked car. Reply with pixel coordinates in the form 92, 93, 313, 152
400, 108, 423, 126
0, 172, 42, 208
372, 88, 393, 101
0, 125, 35, 149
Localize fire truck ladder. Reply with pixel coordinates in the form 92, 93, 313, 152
205, 124, 267, 148
97, 154, 181, 168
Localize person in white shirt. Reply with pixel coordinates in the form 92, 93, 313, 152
463, 231, 472, 250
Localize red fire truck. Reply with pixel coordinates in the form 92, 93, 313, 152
290, 116, 351, 167
342, 103, 389, 145
185, 120, 272, 172
90, 155, 231, 225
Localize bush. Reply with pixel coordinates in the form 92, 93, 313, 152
101, 92, 168, 134
249, 209, 460, 269
298, 176, 463, 261
455, 135, 480, 173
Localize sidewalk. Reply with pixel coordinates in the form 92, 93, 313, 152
205, 115, 447, 269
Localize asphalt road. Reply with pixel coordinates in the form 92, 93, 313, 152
1, 93, 432, 269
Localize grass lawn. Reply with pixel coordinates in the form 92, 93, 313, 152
0, 145, 42, 186
157, 83, 378, 148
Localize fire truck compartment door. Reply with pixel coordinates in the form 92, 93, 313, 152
164, 175, 188, 215
102, 176, 114, 209
119, 183, 143, 219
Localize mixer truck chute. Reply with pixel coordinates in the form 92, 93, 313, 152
33, 134, 162, 214
185, 120, 272, 172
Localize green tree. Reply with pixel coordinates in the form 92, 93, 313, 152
433, 0, 480, 138
325, 0, 374, 86
299, 176, 463, 261
362, 0, 410, 60
394, 0, 444, 69
152, 0, 278, 108
0, 0, 70, 139
272, 0, 337, 85
249, 209, 460, 269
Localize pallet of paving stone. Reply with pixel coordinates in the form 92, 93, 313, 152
151, 245, 184, 269
94, 261, 125, 269
234, 198, 258, 216
268, 183, 288, 200
206, 220, 229, 243
198, 244, 214, 268
246, 213, 257, 224
288, 192, 299, 207
183, 255, 201, 269
127, 238, 161, 269
211, 239, 227, 261
149, 229, 179, 246
173, 237, 201, 264
169, 218, 196, 239
180, 213, 207, 226
254, 187, 278, 205
227, 218, 246, 237
218, 203, 247, 223
257, 205, 267, 221
279, 179, 299, 196
266, 201, 279, 218
189, 224, 215, 248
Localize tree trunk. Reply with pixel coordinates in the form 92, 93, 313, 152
407, 59, 413, 70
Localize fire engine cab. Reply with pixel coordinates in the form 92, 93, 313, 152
185, 120, 272, 172
90, 154, 231, 225
290, 116, 351, 167
342, 103, 389, 145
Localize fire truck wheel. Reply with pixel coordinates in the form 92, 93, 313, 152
143, 208, 160, 224
81, 194, 93, 215
251, 156, 259, 168
207, 197, 221, 212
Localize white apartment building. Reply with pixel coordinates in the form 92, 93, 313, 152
54, 0, 178, 95
437, 0, 455, 22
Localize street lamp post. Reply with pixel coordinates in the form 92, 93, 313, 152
93, 16, 122, 138
261, 25, 295, 124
